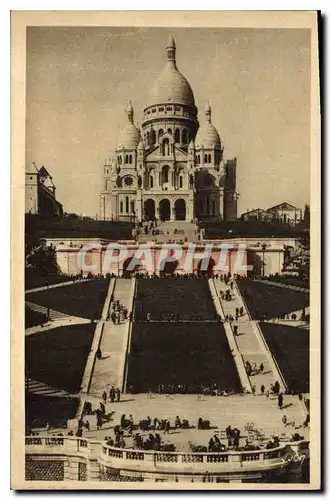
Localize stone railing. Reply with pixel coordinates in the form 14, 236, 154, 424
25, 436, 309, 481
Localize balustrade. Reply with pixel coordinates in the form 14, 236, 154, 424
155, 453, 178, 463
241, 453, 261, 461
126, 451, 145, 461
206, 454, 228, 463
181, 454, 203, 463
25, 436, 306, 477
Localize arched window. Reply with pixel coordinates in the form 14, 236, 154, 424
120, 201, 123, 213
125, 196, 129, 214
179, 176, 183, 188
125, 155, 128, 164
167, 128, 172, 136
146, 131, 150, 146
158, 129, 164, 139
208, 154, 212, 163
212, 200, 215, 215
131, 200, 135, 213
175, 129, 180, 143
204, 154, 208, 163
129, 154, 132, 163
206, 196, 210, 214
162, 165, 170, 184
151, 128, 156, 145
182, 129, 188, 144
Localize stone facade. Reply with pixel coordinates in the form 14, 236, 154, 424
100, 35, 237, 223
25, 163, 63, 217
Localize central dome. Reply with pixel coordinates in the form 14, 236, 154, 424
149, 34, 195, 107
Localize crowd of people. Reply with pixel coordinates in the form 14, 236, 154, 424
126, 383, 236, 396
107, 298, 130, 324
245, 361, 265, 377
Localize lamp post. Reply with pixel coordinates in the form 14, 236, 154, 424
261, 243, 266, 278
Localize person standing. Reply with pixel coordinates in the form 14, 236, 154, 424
116, 387, 121, 402
109, 386, 116, 403
278, 392, 284, 409
274, 380, 280, 395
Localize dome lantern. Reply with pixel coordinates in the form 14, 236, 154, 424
205, 101, 211, 124
126, 101, 134, 123
166, 33, 176, 63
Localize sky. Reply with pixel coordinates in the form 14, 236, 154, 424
26, 26, 311, 217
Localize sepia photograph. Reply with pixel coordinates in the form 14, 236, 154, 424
11, 10, 320, 490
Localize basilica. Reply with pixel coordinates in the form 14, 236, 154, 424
99, 34, 238, 223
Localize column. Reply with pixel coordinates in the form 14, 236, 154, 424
171, 203, 175, 221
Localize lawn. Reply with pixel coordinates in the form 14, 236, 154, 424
25, 271, 74, 291
27, 278, 110, 319
26, 393, 79, 430
25, 323, 95, 393
260, 323, 309, 393
25, 306, 47, 328
135, 279, 217, 321
237, 278, 309, 320
127, 322, 241, 393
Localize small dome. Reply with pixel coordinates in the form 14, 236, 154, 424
195, 123, 221, 149
117, 102, 141, 150
195, 101, 221, 150
118, 123, 141, 149
138, 139, 144, 150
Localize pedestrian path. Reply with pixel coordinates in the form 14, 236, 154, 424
25, 300, 71, 321
208, 279, 251, 394
88, 278, 136, 397
25, 316, 93, 336
25, 278, 92, 295
213, 279, 286, 394
265, 306, 310, 329
25, 377, 74, 397
73, 393, 308, 449
253, 279, 309, 294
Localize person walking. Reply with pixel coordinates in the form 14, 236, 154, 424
259, 363, 264, 374
260, 384, 265, 395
